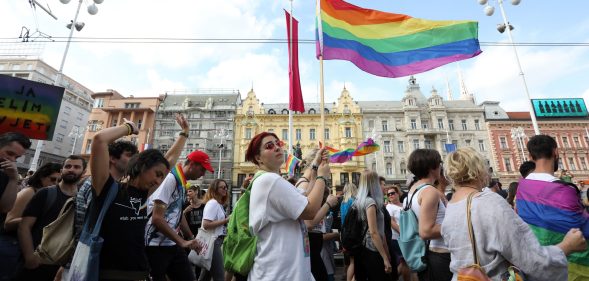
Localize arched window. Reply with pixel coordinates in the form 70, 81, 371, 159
281, 109, 289, 114
308, 108, 316, 114
324, 108, 330, 114
268, 109, 276, 114
386, 163, 393, 175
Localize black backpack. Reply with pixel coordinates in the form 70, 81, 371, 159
340, 204, 367, 256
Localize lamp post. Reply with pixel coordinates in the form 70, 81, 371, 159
68, 126, 85, 155
29, 0, 103, 172
510, 126, 527, 163
214, 128, 229, 179
478, 0, 540, 135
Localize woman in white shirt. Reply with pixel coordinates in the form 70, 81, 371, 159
245, 131, 330, 281
200, 179, 229, 281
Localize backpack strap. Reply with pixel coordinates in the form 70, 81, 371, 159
403, 184, 430, 211
44, 186, 58, 215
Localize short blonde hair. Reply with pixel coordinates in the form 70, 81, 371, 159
444, 147, 489, 187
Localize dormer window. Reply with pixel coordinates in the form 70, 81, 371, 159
268, 109, 276, 114
282, 109, 289, 114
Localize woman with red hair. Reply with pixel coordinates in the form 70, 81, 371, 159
245, 132, 330, 281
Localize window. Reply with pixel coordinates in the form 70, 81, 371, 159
422, 121, 429, 129
268, 128, 274, 133
382, 120, 388, 131
137, 119, 143, 130
345, 127, 352, 138
12, 64, 21, 70
562, 137, 569, 148
424, 140, 432, 149
558, 158, 564, 170
504, 157, 512, 172
296, 129, 302, 140
124, 103, 140, 109
461, 119, 467, 130
63, 106, 71, 115
237, 174, 246, 189
410, 119, 417, 129
441, 140, 447, 152
397, 141, 405, 153
580, 157, 587, 170
245, 128, 252, 139
282, 129, 288, 140
449, 120, 454, 131
324, 128, 330, 140
474, 119, 480, 130
111, 119, 118, 127
93, 98, 104, 108
55, 133, 64, 142
568, 157, 576, 170
499, 137, 508, 149
268, 109, 276, 114
386, 163, 393, 175
400, 163, 407, 174
413, 139, 419, 150
85, 139, 92, 154
574, 137, 580, 148
340, 173, 349, 185
88, 120, 100, 131
478, 140, 485, 151
465, 139, 471, 146
60, 119, 68, 129
384, 141, 391, 153
437, 118, 444, 129
131, 137, 137, 145
310, 129, 316, 140
585, 136, 589, 147
368, 120, 374, 129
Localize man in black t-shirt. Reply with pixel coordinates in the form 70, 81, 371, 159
15, 155, 86, 281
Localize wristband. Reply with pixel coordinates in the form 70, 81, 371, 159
179, 132, 189, 138
325, 201, 333, 209
316, 176, 327, 184
124, 123, 132, 135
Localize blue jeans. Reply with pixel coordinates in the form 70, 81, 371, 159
0, 234, 21, 281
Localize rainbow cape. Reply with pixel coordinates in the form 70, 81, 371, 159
316, 0, 482, 78
516, 179, 589, 279
321, 138, 380, 163
284, 154, 301, 176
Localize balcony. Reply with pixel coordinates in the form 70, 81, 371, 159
405, 127, 445, 135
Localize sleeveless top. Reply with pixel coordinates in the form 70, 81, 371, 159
403, 185, 447, 250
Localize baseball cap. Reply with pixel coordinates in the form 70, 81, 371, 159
187, 150, 214, 173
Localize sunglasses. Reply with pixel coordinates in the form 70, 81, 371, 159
218, 185, 228, 190
387, 191, 397, 196
263, 140, 284, 151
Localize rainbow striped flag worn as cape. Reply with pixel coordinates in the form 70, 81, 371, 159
316, 0, 482, 78
516, 179, 589, 279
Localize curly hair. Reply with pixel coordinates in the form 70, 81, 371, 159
444, 147, 489, 187
27, 162, 62, 189
108, 140, 138, 159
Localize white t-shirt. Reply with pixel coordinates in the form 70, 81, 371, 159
145, 173, 184, 246
248, 172, 314, 281
525, 172, 558, 182
386, 204, 402, 240
202, 199, 227, 236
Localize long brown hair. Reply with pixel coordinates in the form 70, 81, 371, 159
204, 179, 229, 205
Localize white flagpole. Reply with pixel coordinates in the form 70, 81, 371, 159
288, 0, 294, 155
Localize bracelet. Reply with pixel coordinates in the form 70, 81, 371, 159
123, 123, 132, 135
325, 201, 333, 209
179, 132, 189, 138
299, 176, 309, 182
316, 176, 327, 184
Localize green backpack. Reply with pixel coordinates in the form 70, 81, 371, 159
223, 171, 265, 276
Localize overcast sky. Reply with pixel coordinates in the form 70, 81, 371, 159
2, 0, 589, 111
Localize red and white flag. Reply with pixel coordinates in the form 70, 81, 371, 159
285, 10, 304, 112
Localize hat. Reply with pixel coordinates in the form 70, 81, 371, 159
187, 150, 214, 173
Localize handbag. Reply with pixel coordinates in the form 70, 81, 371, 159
457, 192, 492, 281
34, 195, 76, 265
188, 227, 217, 270
64, 181, 119, 281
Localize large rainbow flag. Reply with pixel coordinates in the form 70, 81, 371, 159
516, 179, 589, 279
316, 0, 482, 78
321, 138, 380, 163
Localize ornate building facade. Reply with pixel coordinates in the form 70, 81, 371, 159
232, 88, 366, 198
360, 77, 495, 184
484, 100, 589, 183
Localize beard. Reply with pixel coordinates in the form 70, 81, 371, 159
61, 173, 82, 184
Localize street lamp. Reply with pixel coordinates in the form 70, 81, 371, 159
214, 128, 229, 179
68, 126, 85, 155
477, 0, 540, 135
29, 0, 104, 172
510, 127, 527, 163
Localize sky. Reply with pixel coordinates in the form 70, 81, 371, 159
1, 0, 589, 111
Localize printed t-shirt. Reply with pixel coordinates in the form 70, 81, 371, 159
145, 173, 185, 246
248, 172, 314, 281
185, 204, 204, 235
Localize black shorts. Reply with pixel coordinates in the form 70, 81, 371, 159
146, 245, 195, 281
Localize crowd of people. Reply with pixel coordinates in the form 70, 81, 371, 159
0, 119, 588, 281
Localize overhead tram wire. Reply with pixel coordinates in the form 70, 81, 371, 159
0, 37, 588, 46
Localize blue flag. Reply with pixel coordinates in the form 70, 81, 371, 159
445, 143, 457, 152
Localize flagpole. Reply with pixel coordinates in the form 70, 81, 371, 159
288, 0, 294, 155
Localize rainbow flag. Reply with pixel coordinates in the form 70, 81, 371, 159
516, 179, 589, 279
321, 138, 380, 163
316, 0, 482, 78
171, 163, 188, 190
284, 154, 301, 176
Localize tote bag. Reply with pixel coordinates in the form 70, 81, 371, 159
188, 227, 217, 270
35, 196, 76, 265
64, 181, 119, 281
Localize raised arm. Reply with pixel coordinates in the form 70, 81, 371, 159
164, 113, 190, 166
299, 150, 330, 220
296, 148, 324, 196
91, 119, 138, 196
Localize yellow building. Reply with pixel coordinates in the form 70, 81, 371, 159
232, 88, 366, 190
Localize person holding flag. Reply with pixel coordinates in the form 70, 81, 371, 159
145, 145, 214, 280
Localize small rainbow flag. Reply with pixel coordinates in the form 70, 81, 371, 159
284, 154, 301, 176
170, 163, 188, 190
321, 138, 380, 163
316, 0, 481, 78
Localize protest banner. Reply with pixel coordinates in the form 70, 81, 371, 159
0, 74, 65, 140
